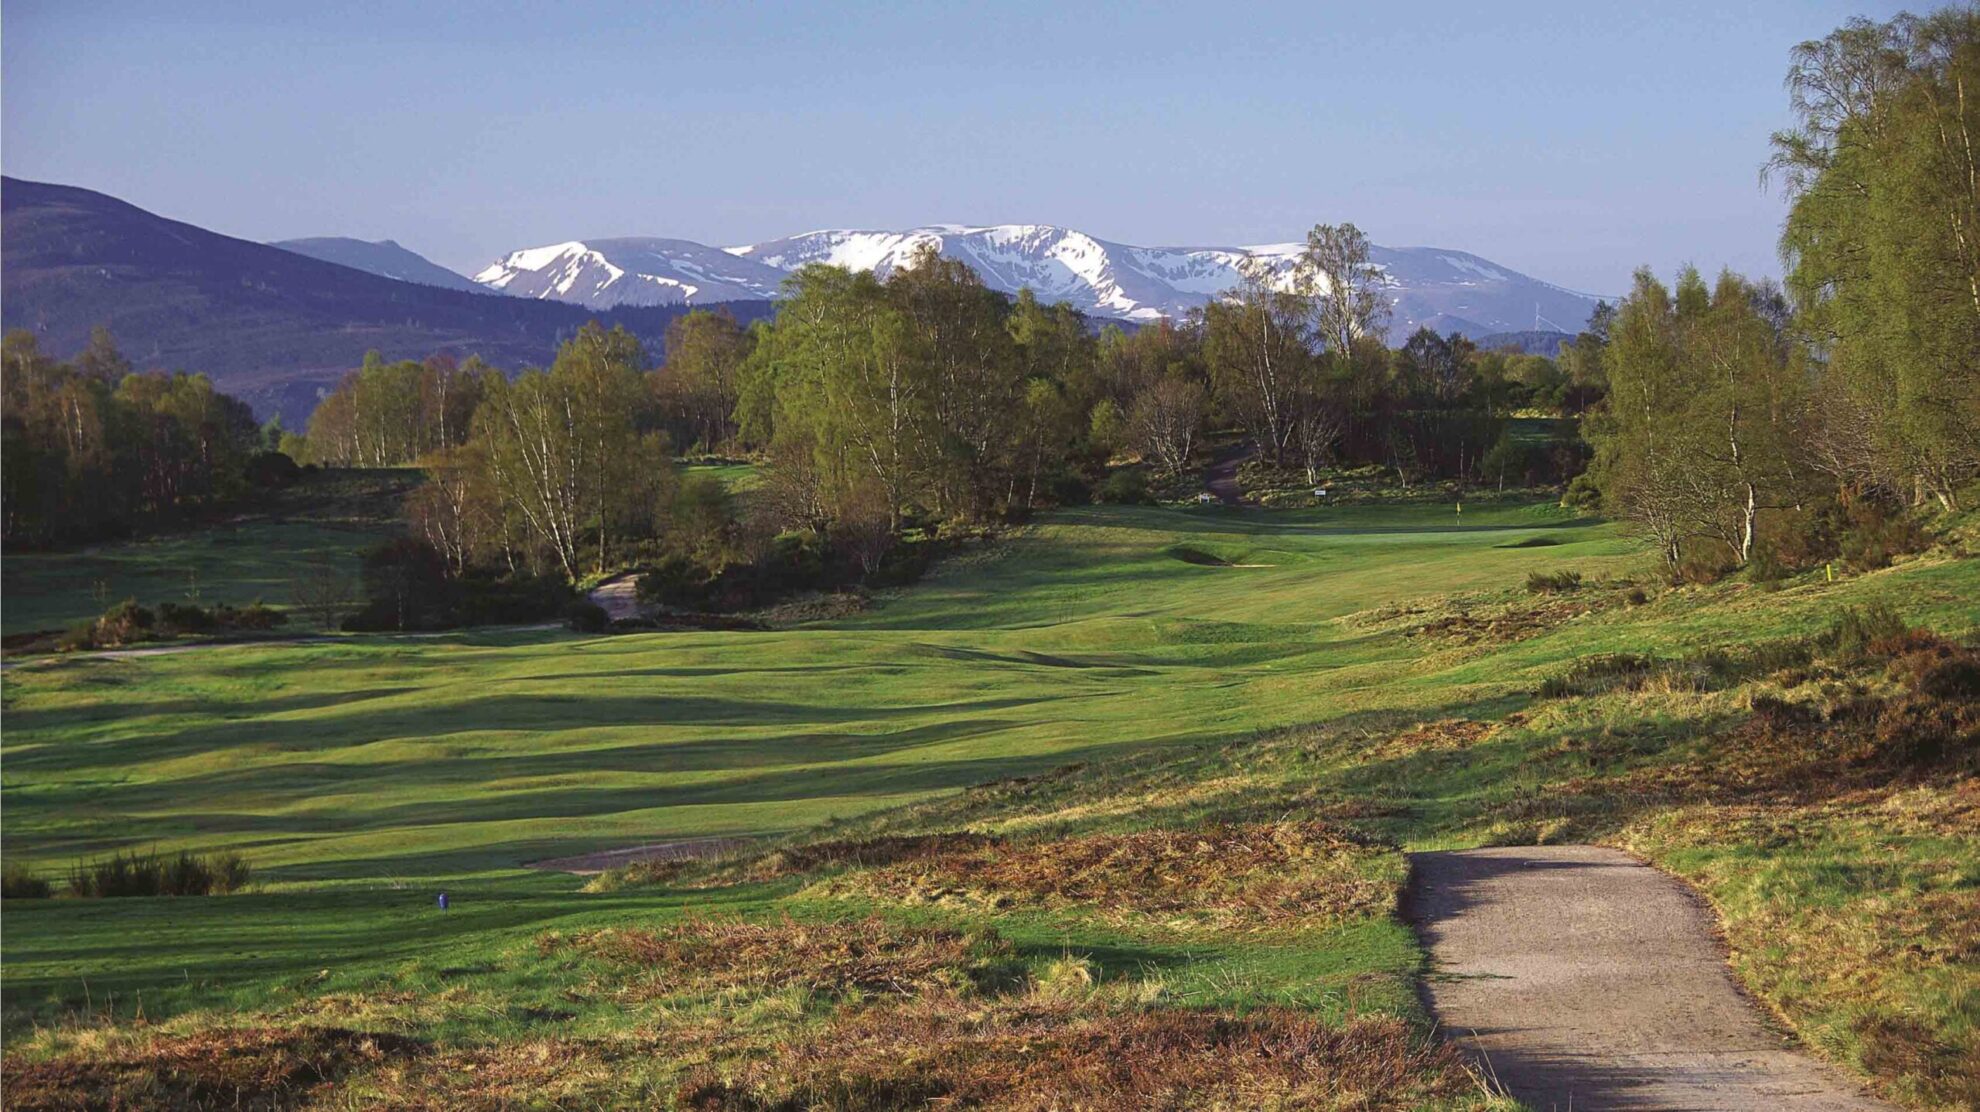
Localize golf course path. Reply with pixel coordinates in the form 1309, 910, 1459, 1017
588, 574, 645, 622
1204, 442, 1253, 505
1408, 846, 1891, 1111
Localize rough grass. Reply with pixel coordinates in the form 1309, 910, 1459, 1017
2, 1025, 424, 1111
678, 1001, 1490, 1111
538, 916, 1009, 1000
2, 496, 1974, 1109
816, 822, 1395, 933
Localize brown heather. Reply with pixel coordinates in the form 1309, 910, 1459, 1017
678, 1002, 1487, 1111
538, 915, 1005, 999
818, 821, 1392, 931
2, 1026, 423, 1112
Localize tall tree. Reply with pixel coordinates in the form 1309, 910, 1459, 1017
1302, 222, 1392, 359
1771, 8, 1980, 509
660, 309, 752, 452
1204, 274, 1315, 465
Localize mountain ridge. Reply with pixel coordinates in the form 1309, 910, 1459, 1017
0, 178, 770, 422
479, 223, 1605, 339
270, 236, 484, 293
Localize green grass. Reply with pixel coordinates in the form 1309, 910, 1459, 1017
679, 459, 762, 493
0, 469, 414, 636
1, 493, 1973, 1107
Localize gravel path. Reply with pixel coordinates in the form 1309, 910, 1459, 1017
588, 574, 645, 622
1409, 845, 1891, 1111
1203, 442, 1253, 505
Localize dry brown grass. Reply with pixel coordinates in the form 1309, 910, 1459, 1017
1363, 717, 1505, 761
2, 1025, 423, 1111
677, 1000, 1489, 1111
538, 916, 1006, 1000
334, 1037, 670, 1111
818, 821, 1393, 932
586, 832, 1004, 892
1401, 593, 1617, 646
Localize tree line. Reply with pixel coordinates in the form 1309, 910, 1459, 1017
283, 232, 1604, 602
1, 328, 272, 547
1582, 7, 1980, 577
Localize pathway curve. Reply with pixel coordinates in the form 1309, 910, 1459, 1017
1203, 441, 1254, 505
1408, 845, 1890, 1111
588, 574, 645, 623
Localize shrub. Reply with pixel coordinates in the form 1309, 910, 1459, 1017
562, 600, 610, 633
1838, 498, 1932, 570
209, 850, 253, 893
243, 449, 303, 488
1561, 472, 1602, 510
57, 621, 100, 652
1096, 468, 1151, 505
95, 599, 154, 647
637, 553, 710, 608
2, 861, 52, 899
157, 601, 217, 633
1526, 569, 1582, 593
1823, 602, 1910, 662
455, 572, 574, 626
345, 538, 456, 631
67, 849, 251, 898
214, 602, 286, 631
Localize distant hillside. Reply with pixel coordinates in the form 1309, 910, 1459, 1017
271, 236, 484, 293
0, 178, 770, 422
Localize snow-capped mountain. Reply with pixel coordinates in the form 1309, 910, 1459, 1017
473, 238, 786, 307
478, 225, 1602, 338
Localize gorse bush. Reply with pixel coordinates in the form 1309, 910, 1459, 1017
67, 849, 251, 898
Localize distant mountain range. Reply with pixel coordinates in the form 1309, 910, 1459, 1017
1, 177, 1600, 421
478, 225, 1604, 338
0, 178, 768, 422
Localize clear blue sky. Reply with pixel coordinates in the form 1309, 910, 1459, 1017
2, 0, 1910, 294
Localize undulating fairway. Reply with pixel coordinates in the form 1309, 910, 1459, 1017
3, 497, 1974, 1107
2, 499, 1628, 884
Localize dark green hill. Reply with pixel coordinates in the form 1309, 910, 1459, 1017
0, 178, 771, 421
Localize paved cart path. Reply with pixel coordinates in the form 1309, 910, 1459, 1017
1408, 846, 1891, 1111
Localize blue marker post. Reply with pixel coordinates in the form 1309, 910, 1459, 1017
437, 891, 449, 911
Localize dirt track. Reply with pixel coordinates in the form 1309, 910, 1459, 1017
1409, 846, 1890, 1111
1203, 442, 1253, 505
588, 574, 644, 622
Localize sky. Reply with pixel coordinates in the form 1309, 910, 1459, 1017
2, 1, 1914, 295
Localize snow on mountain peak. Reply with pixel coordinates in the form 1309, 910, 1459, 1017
480, 224, 1603, 338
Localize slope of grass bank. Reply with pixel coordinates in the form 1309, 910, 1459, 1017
1, 497, 1972, 1108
